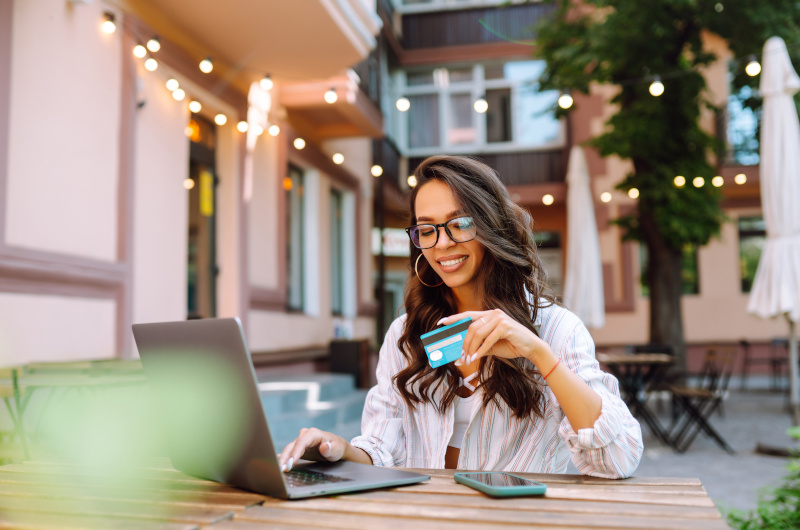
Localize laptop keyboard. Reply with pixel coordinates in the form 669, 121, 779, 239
285, 468, 354, 488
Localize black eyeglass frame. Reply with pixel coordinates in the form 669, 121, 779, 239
404, 216, 478, 249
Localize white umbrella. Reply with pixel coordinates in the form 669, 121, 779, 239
563, 145, 605, 328
747, 36, 800, 426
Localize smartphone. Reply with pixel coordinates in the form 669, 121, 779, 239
454, 472, 547, 497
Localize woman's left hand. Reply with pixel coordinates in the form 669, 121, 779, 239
438, 309, 552, 366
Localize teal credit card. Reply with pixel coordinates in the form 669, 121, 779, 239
420, 317, 472, 368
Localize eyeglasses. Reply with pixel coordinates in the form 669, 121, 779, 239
405, 216, 477, 249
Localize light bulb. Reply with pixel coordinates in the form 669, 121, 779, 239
628, 188, 640, 199
166, 78, 179, 91
324, 87, 338, 104
268, 124, 280, 136
542, 194, 554, 206
144, 58, 158, 72
172, 88, 185, 101
293, 138, 306, 150
146, 37, 161, 53
734, 173, 747, 185
745, 57, 761, 77
214, 113, 227, 126
283, 177, 293, 191
649, 76, 664, 97
332, 153, 344, 165
101, 12, 116, 35
407, 175, 418, 188
236, 121, 249, 133
473, 97, 488, 113
189, 100, 202, 113
260, 74, 273, 91
371, 165, 383, 177
600, 192, 612, 203
712, 176, 724, 187
693, 176, 705, 187
674, 176, 686, 187
558, 93, 574, 109
396, 97, 410, 112
252, 124, 264, 136
199, 57, 213, 74
133, 45, 147, 59
183, 178, 195, 190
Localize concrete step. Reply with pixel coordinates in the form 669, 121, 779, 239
258, 373, 357, 403
259, 389, 308, 417
331, 419, 363, 444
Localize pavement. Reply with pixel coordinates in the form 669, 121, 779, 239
570, 377, 798, 523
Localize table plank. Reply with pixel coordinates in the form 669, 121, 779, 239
0, 511, 196, 530
404, 468, 704, 487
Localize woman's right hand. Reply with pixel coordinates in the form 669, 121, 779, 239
278, 428, 348, 472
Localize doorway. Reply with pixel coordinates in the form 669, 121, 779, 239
186, 115, 218, 319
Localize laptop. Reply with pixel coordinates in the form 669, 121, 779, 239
132, 317, 429, 499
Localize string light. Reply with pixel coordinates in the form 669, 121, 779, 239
332, 153, 344, 164
734, 173, 747, 185
236, 121, 249, 133
293, 138, 306, 150
473, 96, 488, 113
649, 76, 664, 97
600, 192, 612, 203
146, 36, 161, 53
189, 100, 202, 113
268, 124, 280, 136
396, 97, 410, 112
165, 78, 179, 91
628, 188, 640, 199
214, 113, 227, 126
199, 57, 213, 74
407, 175, 418, 187
712, 176, 724, 187
283, 177, 293, 191
674, 175, 686, 187
745, 55, 761, 76
252, 124, 264, 136
172, 88, 185, 101
324, 88, 338, 104
101, 12, 116, 35
133, 45, 147, 59
144, 58, 158, 72
558, 92, 574, 109
260, 74, 273, 91
371, 165, 383, 177
693, 176, 705, 187
542, 194, 554, 206
183, 178, 195, 190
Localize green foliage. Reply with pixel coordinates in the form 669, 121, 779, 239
535, 0, 800, 251
727, 427, 800, 530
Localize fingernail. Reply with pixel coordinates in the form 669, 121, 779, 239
280, 464, 286, 472
436, 318, 446, 326
287, 457, 294, 470
454, 358, 464, 366
326, 441, 332, 451
470, 353, 477, 364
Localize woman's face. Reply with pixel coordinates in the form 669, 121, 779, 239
414, 179, 485, 291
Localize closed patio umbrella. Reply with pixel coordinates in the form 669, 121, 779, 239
563, 145, 605, 329
747, 36, 800, 426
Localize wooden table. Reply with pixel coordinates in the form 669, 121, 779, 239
596, 352, 675, 448
0, 460, 728, 529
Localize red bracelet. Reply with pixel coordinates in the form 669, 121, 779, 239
543, 358, 561, 380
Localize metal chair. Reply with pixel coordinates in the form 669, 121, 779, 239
668, 345, 737, 454
739, 339, 788, 391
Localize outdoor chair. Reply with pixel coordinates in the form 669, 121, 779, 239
668, 345, 737, 454
739, 338, 788, 391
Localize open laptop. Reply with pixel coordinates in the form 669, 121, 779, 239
132, 317, 429, 499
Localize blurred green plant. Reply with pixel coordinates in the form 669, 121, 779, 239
727, 426, 800, 529
535, 0, 800, 373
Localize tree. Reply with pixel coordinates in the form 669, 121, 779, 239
535, 0, 800, 372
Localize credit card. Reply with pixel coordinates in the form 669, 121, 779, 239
420, 317, 472, 368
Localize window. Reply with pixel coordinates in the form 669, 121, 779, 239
639, 245, 700, 296
286, 166, 304, 311
330, 188, 344, 315
727, 85, 760, 165
534, 231, 562, 296
398, 61, 561, 155
739, 216, 766, 293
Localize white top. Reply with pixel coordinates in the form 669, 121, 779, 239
350, 300, 643, 478
448, 389, 482, 450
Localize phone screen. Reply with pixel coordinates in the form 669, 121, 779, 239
458, 472, 543, 487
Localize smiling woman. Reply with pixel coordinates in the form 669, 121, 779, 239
278, 156, 643, 479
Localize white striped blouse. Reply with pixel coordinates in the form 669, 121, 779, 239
350, 302, 643, 479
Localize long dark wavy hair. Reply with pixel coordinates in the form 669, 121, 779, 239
395, 155, 557, 419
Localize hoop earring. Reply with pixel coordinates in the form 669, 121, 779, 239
415, 253, 443, 287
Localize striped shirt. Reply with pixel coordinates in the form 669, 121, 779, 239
350, 303, 643, 479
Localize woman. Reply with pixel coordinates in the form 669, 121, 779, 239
279, 155, 642, 478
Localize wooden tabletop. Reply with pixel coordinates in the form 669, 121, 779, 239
0, 460, 727, 529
